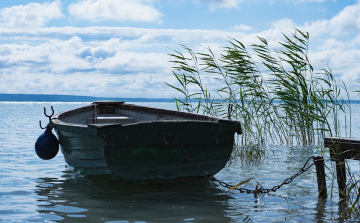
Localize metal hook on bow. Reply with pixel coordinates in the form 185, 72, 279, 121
44, 106, 54, 118
39, 120, 47, 129
39, 106, 54, 129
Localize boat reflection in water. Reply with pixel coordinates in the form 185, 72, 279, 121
34, 170, 235, 222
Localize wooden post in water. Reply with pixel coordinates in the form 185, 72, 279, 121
323, 137, 360, 200
313, 156, 327, 198
335, 157, 346, 199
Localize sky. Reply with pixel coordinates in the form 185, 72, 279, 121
0, 0, 359, 98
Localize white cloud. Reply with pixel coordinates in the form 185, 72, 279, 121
295, 0, 336, 3
269, 18, 297, 31
309, 47, 360, 90
351, 33, 360, 46
192, 0, 244, 11
253, 18, 297, 47
303, 2, 360, 37
68, 0, 162, 22
232, 24, 253, 31
0, 1, 63, 28
295, 0, 330, 2
193, 0, 333, 10
0, 1, 360, 98
0, 35, 175, 97
0, 26, 250, 47
0, 24, 259, 97
271, 0, 335, 3
0, 69, 176, 97
0, 36, 169, 73
0, 25, 300, 97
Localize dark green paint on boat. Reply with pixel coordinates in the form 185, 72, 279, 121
51, 101, 241, 183
131, 147, 160, 156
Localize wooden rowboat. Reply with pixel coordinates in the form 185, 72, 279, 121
50, 101, 242, 182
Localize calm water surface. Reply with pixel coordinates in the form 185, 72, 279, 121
1, 102, 360, 222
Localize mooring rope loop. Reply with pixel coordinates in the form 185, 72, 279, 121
170, 135, 316, 194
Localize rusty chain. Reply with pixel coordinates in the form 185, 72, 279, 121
171, 136, 315, 194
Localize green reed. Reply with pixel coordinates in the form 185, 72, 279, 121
167, 29, 349, 154
166, 28, 360, 218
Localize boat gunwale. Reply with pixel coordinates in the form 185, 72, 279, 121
50, 102, 241, 134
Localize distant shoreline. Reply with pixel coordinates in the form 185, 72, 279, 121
0, 93, 173, 102
1, 93, 360, 104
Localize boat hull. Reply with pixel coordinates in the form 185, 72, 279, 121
56, 125, 111, 175
52, 102, 240, 182
99, 121, 235, 181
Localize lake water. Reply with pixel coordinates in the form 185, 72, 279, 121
1, 101, 360, 222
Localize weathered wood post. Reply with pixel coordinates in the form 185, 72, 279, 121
313, 156, 327, 198
335, 157, 346, 199
323, 137, 359, 200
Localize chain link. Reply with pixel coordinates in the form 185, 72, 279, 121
172, 137, 315, 194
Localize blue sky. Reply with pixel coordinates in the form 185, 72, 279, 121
0, 0, 359, 98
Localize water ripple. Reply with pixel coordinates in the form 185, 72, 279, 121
1, 102, 360, 222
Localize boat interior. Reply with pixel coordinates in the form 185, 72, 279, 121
57, 101, 218, 126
